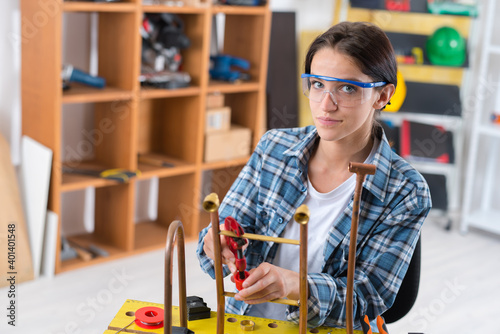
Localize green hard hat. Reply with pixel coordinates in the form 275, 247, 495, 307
426, 26, 466, 66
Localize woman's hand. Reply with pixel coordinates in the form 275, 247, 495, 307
234, 262, 300, 304
203, 223, 245, 274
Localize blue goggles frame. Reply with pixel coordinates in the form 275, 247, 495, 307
301, 73, 387, 88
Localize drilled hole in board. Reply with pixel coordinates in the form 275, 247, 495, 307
268, 323, 278, 328
227, 317, 237, 323
126, 311, 135, 317
309, 329, 319, 333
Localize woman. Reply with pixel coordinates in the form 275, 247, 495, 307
197, 21, 431, 329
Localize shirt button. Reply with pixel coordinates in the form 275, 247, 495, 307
301, 186, 307, 192
278, 217, 283, 224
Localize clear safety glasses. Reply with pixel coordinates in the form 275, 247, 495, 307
301, 74, 387, 107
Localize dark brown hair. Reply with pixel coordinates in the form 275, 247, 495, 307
305, 21, 397, 89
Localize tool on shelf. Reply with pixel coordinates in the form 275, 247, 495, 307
209, 54, 250, 82
223, 216, 249, 290
61, 64, 106, 89
62, 167, 140, 183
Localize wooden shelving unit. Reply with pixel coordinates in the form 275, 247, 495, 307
21, 0, 271, 274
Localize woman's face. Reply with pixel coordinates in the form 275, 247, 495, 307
309, 47, 385, 144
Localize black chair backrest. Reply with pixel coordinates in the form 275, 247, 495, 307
383, 236, 421, 324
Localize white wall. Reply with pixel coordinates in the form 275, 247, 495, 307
0, 0, 21, 165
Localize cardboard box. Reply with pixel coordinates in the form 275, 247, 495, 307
206, 93, 225, 108
205, 106, 231, 133
204, 125, 252, 162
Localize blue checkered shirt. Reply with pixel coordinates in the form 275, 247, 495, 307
197, 125, 431, 329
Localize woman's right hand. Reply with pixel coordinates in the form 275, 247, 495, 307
203, 224, 237, 274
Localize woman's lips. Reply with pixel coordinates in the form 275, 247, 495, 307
317, 117, 341, 126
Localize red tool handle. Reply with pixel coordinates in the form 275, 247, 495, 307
224, 216, 249, 290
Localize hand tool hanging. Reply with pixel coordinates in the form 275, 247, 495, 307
224, 216, 249, 290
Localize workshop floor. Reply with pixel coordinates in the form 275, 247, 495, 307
1, 216, 498, 334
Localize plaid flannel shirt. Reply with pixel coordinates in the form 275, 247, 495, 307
196, 125, 431, 329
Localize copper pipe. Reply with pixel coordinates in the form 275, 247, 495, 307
294, 204, 310, 334
202, 193, 225, 334
219, 230, 300, 245
164, 220, 188, 334
223, 292, 299, 306
346, 162, 376, 334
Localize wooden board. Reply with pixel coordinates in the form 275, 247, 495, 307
0, 133, 34, 286
20, 135, 53, 277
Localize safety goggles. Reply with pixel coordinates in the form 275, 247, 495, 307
301, 74, 386, 107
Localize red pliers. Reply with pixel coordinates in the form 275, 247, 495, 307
224, 216, 249, 290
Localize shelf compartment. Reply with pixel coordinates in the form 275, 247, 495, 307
61, 101, 136, 178
140, 12, 207, 88
398, 81, 461, 116
385, 32, 469, 69
59, 182, 134, 272
62, 11, 140, 92
134, 173, 199, 250
219, 13, 270, 84
63, 1, 138, 13
222, 90, 260, 133
138, 96, 202, 165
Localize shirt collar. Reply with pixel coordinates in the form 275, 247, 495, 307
283, 125, 393, 203
363, 129, 393, 203
283, 126, 318, 164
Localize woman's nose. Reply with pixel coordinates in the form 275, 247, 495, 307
320, 90, 338, 110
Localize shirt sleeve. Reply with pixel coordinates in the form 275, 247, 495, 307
286, 183, 431, 329
196, 131, 269, 278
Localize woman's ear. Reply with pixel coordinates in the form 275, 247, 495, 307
372, 84, 395, 110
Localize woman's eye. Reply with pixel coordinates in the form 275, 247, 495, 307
311, 80, 324, 90
340, 85, 356, 94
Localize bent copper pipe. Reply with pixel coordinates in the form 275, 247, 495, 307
346, 162, 376, 334
202, 193, 225, 334
164, 220, 188, 334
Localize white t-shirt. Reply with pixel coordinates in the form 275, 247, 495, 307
246, 137, 379, 321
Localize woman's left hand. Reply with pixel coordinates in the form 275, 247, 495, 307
233, 262, 300, 304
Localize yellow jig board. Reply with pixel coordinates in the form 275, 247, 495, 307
106, 299, 365, 334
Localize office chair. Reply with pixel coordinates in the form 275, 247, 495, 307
383, 236, 421, 323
